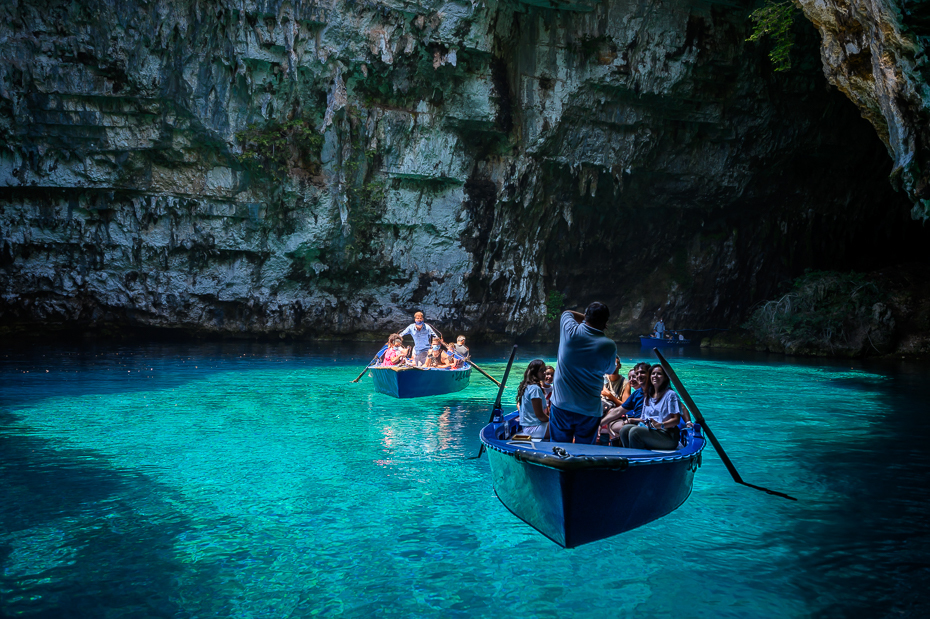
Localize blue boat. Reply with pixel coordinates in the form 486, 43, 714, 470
640, 335, 692, 348
481, 414, 706, 548
369, 364, 472, 398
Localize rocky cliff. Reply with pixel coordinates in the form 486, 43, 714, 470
1, 0, 927, 344
796, 0, 930, 221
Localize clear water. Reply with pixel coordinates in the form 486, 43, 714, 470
1, 341, 928, 618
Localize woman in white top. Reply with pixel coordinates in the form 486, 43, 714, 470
616, 364, 682, 450
517, 359, 549, 439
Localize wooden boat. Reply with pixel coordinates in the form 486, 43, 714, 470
481, 413, 706, 548
639, 335, 692, 348
369, 364, 472, 398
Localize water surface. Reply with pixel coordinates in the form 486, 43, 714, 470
1, 342, 928, 618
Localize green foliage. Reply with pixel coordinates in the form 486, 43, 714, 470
745, 270, 886, 352
235, 118, 323, 180
546, 290, 566, 323
747, 1, 797, 72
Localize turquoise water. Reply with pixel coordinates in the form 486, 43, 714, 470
1, 341, 928, 618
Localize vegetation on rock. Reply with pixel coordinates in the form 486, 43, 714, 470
744, 270, 893, 356
235, 118, 323, 181
546, 290, 566, 323
748, 1, 798, 72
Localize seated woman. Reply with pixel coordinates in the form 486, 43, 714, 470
617, 367, 635, 403
382, 334, 409, 366
601, 362, 649, 440
601, 356, 625, 413
516, 359, 549, 439
600, 362, 650, 441
615, 364, 682, 450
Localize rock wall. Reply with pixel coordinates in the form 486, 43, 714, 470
796, 0, 930, 221
0, 0, 926, 343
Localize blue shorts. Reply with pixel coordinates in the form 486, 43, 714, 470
549, 404, 600, 444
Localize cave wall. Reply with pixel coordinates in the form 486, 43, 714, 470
796, 0, 930, 221
0, 0, 924, 342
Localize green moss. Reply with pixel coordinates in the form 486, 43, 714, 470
235, 118, 323, 181
546, 290, 566, 323
350, 45, 481, 109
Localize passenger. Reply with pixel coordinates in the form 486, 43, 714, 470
616, 364, 682, 450
399, 311, 438, 366
542, 365, 555, 405
382, 334, 410, 366
516, 359, 549, 439
424, 337, 449, 368
601, 356, 624, 413
452, 335, 470, 358
600, 362, 650, 442
617, 367, 636, 403
443, 343, 463, 368
654, 317, 666, 339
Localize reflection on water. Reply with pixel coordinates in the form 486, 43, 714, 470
1, 341, 928, 618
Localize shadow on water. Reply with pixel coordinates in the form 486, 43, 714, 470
0, 410, 226, 618
0, 340, 382, 410
783, 370, 930, 618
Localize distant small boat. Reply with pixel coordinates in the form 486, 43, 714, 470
369, 364, 472, 398
481, 413, 706, 548
640, 335, 692, 348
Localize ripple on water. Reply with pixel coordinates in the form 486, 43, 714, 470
1, 342, 928, 618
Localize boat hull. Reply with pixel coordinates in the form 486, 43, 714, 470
369, 365, 472, 398
640, 336, 692, 348
482, 415, 705, 548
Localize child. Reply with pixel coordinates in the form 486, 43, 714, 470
517, 359, 549, 439
382, 334, 409, 366
542, 365, 555, 405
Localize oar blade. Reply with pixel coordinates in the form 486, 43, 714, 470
653, 348, 797, 502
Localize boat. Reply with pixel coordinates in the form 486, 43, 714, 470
481, 414, 706, 548
639, 335, 692, 348
369, 364, 472, 398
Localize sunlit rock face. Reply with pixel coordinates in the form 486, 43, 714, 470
796, 0, 930, 221
0, 0, 924, 341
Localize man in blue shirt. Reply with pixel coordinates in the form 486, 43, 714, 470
399, 311, 438, 366
654, 318, 665, 339
550, 303, 617, 444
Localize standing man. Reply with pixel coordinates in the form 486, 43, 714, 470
654, 317, 666, 339
399, 311, 438, 366
550, 302, 618, 444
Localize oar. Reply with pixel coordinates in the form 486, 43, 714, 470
653, 348, 797, 502
463, 358, 502, 387
438, 338, 502, 387
350, 345, 389, 383
469, 344, 518, 459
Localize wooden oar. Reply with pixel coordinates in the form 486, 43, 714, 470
438, 337, 502, 387
469, 344, 518, 459
463, 358, 502, 387
350, 345, 389, 383
653, 348, 797, 502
